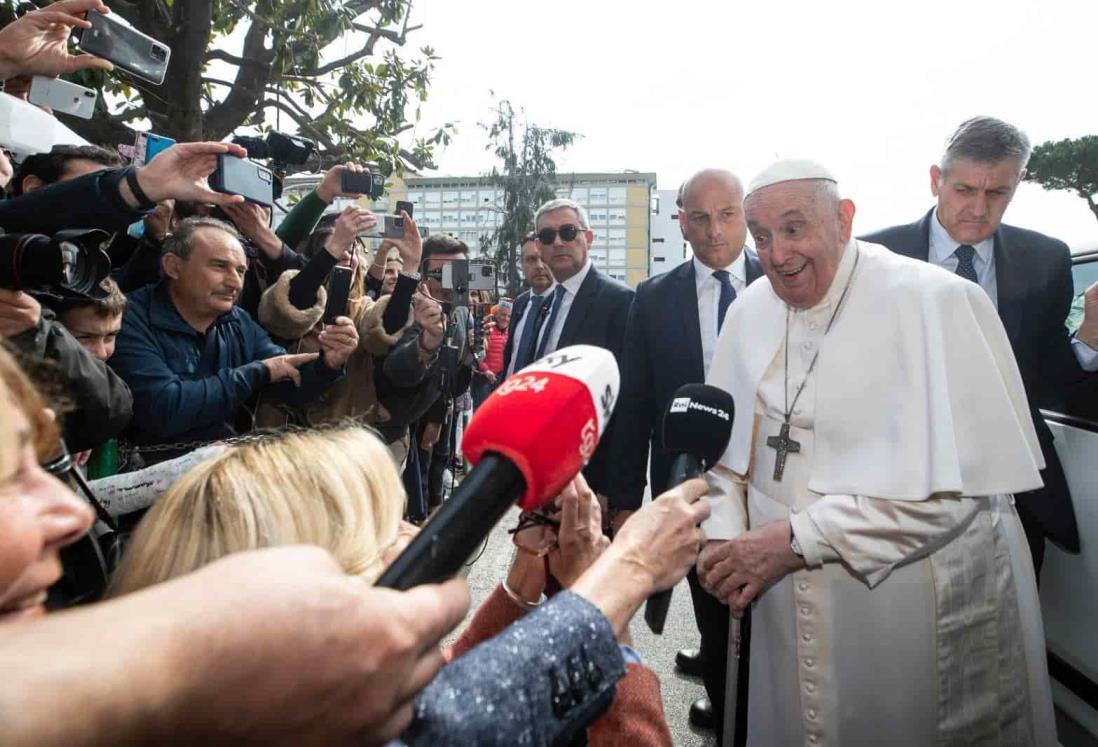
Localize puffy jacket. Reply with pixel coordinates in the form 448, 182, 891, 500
110, 282, 342, 448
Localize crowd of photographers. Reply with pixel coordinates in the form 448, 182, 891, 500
0, 2, 712, 745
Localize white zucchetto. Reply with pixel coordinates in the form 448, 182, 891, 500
747, 159, 837, 197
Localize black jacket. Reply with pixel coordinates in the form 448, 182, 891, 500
516, 267, 634, 495
0, 167, 146, 235
606, 253, 763, 510
863, 210, 1085, 550
12, 307, 133, 452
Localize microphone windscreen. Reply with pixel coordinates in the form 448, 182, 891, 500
661, 383, 735, 467
463, 345, 620, 510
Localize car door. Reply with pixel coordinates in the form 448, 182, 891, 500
1041, 249, 1098, 746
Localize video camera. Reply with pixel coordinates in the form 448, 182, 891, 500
0, 228, 113, 299
231, 132, 317, 201
232, 131, 316, 167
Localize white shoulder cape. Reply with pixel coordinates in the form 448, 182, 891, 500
708, 240, 1044, 500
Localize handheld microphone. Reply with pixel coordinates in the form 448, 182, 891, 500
376, 345, 620, 591
644, 383, 735, 634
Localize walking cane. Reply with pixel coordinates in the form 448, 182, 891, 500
722, 606, 751, 747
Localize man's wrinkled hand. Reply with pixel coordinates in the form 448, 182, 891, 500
698, 520, 803, 618
262, 352, 318, 386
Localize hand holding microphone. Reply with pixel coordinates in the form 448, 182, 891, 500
644, 383, 735, 634
376, 345, 620, 591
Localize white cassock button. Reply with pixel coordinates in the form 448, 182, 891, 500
804, 657, 815, 667
808, 709, 818, 720
798, 582, 809, 592
808, 320, 818, 330
802, 633, 812, 642
805, 682, 816, 693
802, 341, 813, 351
809, 736, 819, 744
800, 606, 810, 616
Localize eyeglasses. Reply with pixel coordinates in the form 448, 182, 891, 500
536, 224, 586, 245
508, 510, 561, 557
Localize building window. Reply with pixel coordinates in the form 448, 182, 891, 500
425, 192, 441, 206
608, 209, 627, 226
571, 187, 588, 203
588, 187, 608, 204
407, 192, 423, 207
608, 187, 627, 206
607, 229, 626, 248
442, 191, 460, 206
653, 237, 665, 243
653, 256, 665, 262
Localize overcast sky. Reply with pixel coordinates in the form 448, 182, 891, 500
381, 0, 1098, 249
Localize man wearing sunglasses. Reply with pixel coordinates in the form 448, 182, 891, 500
527, 198, 634, 499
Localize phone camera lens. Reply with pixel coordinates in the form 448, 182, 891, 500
150, 45, 167, 61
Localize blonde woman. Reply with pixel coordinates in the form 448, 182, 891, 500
112, 426, 405, 593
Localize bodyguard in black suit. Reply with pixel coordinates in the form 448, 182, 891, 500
528, 198, 635, 495
607, 170, 762, 740
502, 236, 556, 378
863, 116, 1098, 575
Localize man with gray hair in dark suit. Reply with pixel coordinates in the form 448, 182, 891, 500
864, 115, 1098, 578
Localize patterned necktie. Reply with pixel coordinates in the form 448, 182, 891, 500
512, 294, 548, 373
713, 269, 737, 332
535, 284, 568, 359
954, 245, 978, 284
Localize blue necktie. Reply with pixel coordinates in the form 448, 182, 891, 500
954, 245, 978, 284
512, 294, 548, 372
535, 284, 568, 359
713, 269, 736, 332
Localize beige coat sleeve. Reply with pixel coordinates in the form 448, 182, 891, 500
256, 270, 325, 341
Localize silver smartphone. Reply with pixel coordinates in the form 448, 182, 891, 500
27, 76, 97, 119
74, 11, 171, 86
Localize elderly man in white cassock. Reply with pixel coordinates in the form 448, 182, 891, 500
697, 159, 1055, 747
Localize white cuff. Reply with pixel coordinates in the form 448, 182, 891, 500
1071, 335, 1098, 372
700, 467, 748, 540
790, 504, 842, 567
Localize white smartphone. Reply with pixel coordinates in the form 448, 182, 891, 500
27, 76, 97, 120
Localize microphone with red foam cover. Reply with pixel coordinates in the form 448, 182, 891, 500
376, 345, 620, 591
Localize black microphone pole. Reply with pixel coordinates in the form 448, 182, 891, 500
376, 453, 524, 591
643, 451, 700, 634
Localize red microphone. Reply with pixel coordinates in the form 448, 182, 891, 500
376, 345, 620, 591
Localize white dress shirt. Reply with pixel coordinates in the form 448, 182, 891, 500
537, 259, 593, 356
505, 285, 556, 376
928, 210, 1098, 371
928, 211, 997, 307
694, 251, 746, 376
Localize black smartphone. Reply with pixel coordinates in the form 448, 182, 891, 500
323, 266, 354, 324
211, 154, 274, 206
395, 200, 414, 218
73, 12, 171, 85
341, 170, 385, 200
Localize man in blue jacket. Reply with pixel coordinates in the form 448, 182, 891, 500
111, 217, 356, 459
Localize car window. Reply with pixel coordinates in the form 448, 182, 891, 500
1053, 256, 1098, 425
1066, 258, 1098, 334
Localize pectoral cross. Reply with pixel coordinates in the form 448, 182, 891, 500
766, 421, 800, 481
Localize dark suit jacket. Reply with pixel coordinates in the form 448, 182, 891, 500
863, 210, 1083, 550
607, 252, 763, 511
551, 267, 635, 495
501, 288, 537, 377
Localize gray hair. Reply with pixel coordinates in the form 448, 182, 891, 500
534, 198, 590, 230
163, 217, 242, 261
940, 116, 1031, 174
